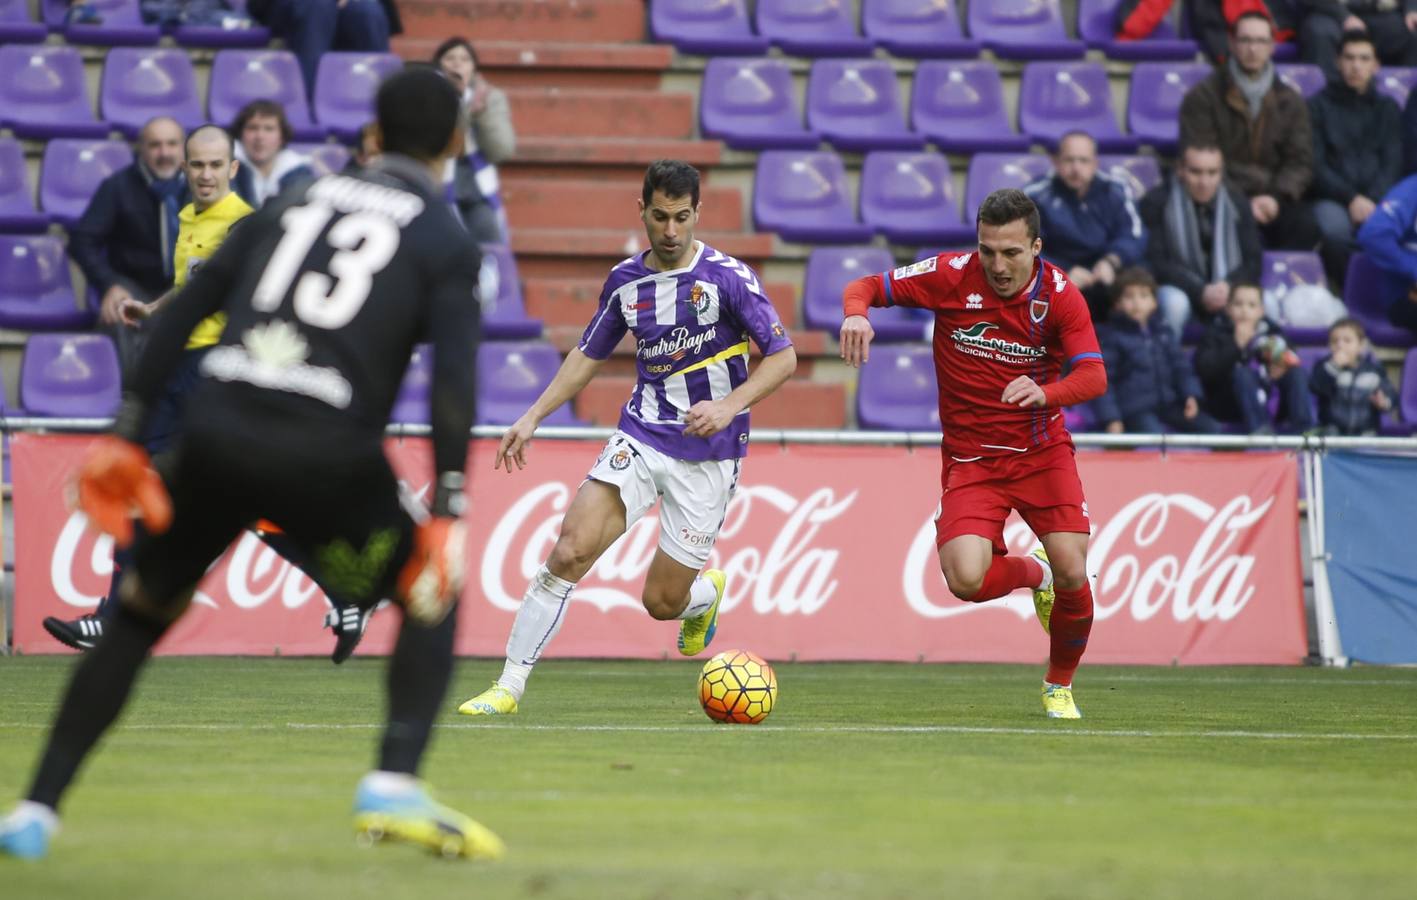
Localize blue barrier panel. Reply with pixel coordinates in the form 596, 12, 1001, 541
1322, 452, 1417, 664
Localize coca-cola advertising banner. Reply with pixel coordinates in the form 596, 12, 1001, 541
10, 434, 1307, 664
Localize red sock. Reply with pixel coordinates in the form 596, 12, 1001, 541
1046, 582, 1094, 686
970, 555, 1043, 602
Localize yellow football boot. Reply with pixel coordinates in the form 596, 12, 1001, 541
1041, 683, 1082, 719
457, 684, 519, 717
678, 569, 726, 657
1029, 547, 1055, 634
353, 778, 505, 861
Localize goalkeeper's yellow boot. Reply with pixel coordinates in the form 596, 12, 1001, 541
677, 569, 726, 657
457, 684, 518, 717
1029, 547, 1055, 634
1041, 683, 1082, 720
353, 775, 505, 861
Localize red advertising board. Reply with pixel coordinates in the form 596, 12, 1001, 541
10, 434, 1308, 664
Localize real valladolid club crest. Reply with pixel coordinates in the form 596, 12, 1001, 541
688, 282, 711, 316
609, 448, 632, 471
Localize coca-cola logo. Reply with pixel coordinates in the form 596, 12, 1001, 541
479, 481, 856, 616
903, 492, 1275, 623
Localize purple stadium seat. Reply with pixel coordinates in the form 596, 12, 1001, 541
0, 236, 94, 330
290, 143, 351, 178
753, 151, 873, 244
756, 0, 873, 57
807, 59, 923, 152
860, 151, 972, 246
857, 344, 940, 431
861, 0, 979, 59
0, 45, 111, 139
313, 52, 403, 142
1376, 68, 1417, 107
968, 0, 1084, 60
1098, 154, 1161, 199
1127, 62, 1210, 150
0, 0, 47, 42
1077, 0, 1198, 60
40, 139, 134, 230
650, 0, 769, 55
1261, 250, 1331, 344
479, 243, 542, 340
1276, 63, 1326, 99
1273, 41, 1299, 61
100, 47, 205, 139
0, 138, 48, 234
20, 333, 121, 417
699, 58, 818, 150
208, 50, 322, 141
1020, 62, 1139, 153
910, 61, 1030, 153
1402, 348, 1417, 425
964, 153, 1052, 224
1344, 253, 1416, 347
802, 246, 930, 341
390, 344, 432, 425
478, 341, 582, 426
42, 0, 159, 44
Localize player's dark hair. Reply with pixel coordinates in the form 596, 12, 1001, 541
432, 36, 478, 70
642, 159, 700, 208
1328, 316, 1367, 341
230, 99, 293, 149
1338, 29, 1376, 57
376, 67, 462, 162
1112, 267, 1157, 304
976, 188, 1041, 242
1230, 10, 1273, 37
185, 124, 234, 161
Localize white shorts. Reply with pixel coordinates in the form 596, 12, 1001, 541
586, 431, 741, 570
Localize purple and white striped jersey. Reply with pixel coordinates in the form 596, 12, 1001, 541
578, 241, 792, 461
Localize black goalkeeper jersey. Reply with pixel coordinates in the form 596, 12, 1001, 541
118, 155, 481, 501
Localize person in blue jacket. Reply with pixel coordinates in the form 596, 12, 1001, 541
1358, 172, 1417, 334
1094, 268, 1222, 434
1023, 131, 1147, 321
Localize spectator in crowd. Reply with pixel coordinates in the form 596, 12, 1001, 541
1180, 11, 1323, 254
1298, 0, 1417, 82
69, 116, 188, 370
245, 0, 401, 99
230, 100, 313, 208
1309, 29, 1403, 280
1310, 317, 1401, 433
1140, 142, 1264, 336
1023, 131, 1146, 321
433, 37, 515, 242
64, 0, 101, 24
1194, 282, 1317, 432
138, 1, 255, 28
1357, 172, 1417, 332
1093, 268, 1222, 435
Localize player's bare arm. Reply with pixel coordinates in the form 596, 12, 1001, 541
495, 347, 606, 473
839, 315, 875, 368
684, 345, 797, 437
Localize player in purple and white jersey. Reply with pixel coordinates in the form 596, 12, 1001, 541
458, 160, 796, 716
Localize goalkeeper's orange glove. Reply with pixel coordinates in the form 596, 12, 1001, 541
73, 437, 172, 548
396, 517, 466, 625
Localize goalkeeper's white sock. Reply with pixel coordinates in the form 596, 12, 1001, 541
499, 565, 575, 699
675, 574, 719, 620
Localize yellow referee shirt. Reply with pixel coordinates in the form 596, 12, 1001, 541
174, 191, 253, 350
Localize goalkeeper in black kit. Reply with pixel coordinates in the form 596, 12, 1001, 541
0, 68, 505, 862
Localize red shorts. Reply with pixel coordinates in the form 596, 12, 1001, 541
934, 438, 1090, 553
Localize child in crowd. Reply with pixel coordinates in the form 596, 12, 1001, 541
1094, 268, 1221, 434
1310, 318, 1400, 435
1194, 282, 1316, 433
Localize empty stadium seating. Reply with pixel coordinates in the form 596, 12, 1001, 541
19, 332, 119, 416
0, 137, 47, 233
0, 235, 94, 330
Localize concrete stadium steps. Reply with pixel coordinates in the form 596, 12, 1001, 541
524, 278, 801, 328
502, 179, 744, 232
505, 88, 694, 139
396, 0, 646, 44
572, 375, 846, 430
391, 40, 673, 91
508, 229, 772, 280
501, 138, 723, 184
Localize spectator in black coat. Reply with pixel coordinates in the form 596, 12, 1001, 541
1310, 317, 1401, 432
1194, 282, 1317, 432
68, 116, 188, 369
1309, 29, 1404, 279
1298, 0, 1417, 81
1094, 268, 1222, 434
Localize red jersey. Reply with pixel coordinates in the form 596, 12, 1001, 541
845, 252, 1103, 458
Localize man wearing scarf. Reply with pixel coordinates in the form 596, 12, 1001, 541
69, 116, 188, 371
1180, 11, 1323, 255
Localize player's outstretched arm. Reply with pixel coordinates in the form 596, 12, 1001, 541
495, 347, 605, 473
683, 346, 797, 438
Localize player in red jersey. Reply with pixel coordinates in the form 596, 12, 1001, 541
840, 188, 1107, 719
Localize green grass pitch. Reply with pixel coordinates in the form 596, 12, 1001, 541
1, 657, 1415, 899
